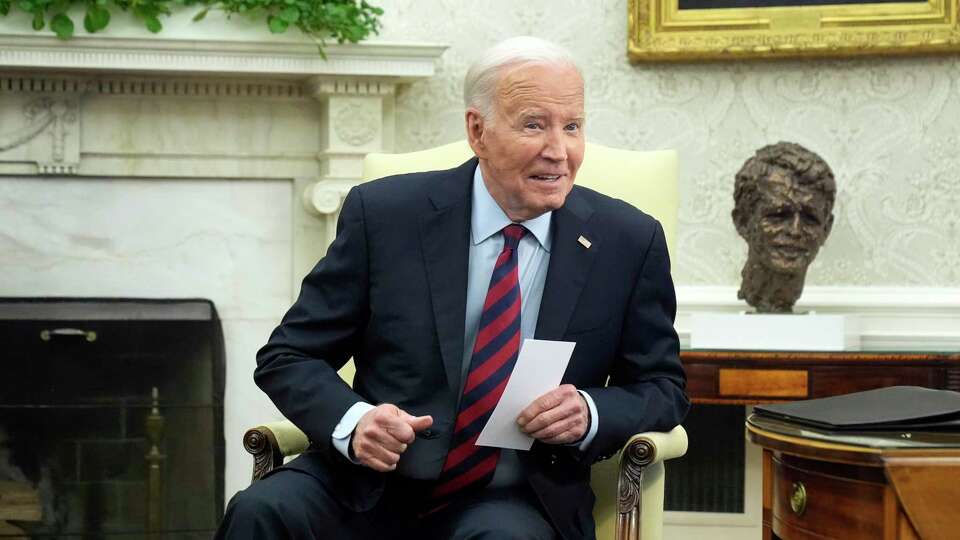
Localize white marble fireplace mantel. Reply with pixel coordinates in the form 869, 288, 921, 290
0, 25, 447, 502
1, 27, 446, 268
0, 34, 445, 80
0, 31, 445, 204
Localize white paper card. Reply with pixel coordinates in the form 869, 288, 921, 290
475, 339, 576, 451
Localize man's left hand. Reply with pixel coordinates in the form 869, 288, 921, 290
517, 384, 589, 445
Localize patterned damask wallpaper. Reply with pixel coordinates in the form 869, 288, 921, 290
375, 0, 960, 287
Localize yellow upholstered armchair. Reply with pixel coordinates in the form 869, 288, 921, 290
243, 142, 688, 540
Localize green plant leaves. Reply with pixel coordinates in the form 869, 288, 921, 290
267, 14, 287, 33
278, 5, 298, 23
83, 4, 110, 33
50, 12, 73, 38
133, 4, 164, 32
2, 0, 385, 50
144, 14, 161, 32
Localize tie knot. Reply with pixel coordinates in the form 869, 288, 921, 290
502, 224, 526, 251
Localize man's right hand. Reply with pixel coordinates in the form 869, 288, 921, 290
351, 404, 433, 472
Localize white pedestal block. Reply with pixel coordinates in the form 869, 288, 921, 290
690, 313, 860, 351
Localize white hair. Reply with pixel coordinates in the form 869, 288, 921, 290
463, 36, 581, 121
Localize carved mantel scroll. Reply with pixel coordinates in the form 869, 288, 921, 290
302, 77, 398, 217
303, 182, 349, 216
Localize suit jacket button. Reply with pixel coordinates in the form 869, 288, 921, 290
549, 453, 558, 465
423, 429, 433, 438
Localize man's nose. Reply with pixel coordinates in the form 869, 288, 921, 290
787, 213, 802, 235
540, 128, 568, 161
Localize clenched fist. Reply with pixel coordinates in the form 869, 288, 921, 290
516, 384, 589, 445
351, 404, 433, 472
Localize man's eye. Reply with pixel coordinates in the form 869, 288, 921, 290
525, 122, 542, 130
565, 123, 580, 131
802, 213, 821, 225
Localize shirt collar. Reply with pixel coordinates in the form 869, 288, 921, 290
471, 164, 552, 251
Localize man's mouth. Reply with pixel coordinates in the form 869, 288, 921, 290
529, 174, 563, 182
771, 245, 807, 257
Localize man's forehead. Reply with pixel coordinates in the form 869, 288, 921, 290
758, 173, 828, 207
515, 105, 585, 118
496, 64, 584, 105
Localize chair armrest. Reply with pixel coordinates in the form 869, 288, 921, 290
621, 426, 688, 470
616, 425, 688, 540
243, 420, 310, 482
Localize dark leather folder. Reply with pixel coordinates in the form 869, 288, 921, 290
754, 386, 960, 431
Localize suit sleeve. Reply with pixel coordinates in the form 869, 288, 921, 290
583, 221, 690, 463
254, 187, 370, 452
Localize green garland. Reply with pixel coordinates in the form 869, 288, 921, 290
0, 0, 383, 46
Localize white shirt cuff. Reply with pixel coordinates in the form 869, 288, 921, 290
331, 401, 375, 464
574, 389, 599, 452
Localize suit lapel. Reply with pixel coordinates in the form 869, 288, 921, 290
535, 188, 598, 341
419, 159, 476, 392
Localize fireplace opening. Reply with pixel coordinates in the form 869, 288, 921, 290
0, 298, 225, 539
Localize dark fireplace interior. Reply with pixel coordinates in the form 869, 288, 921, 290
0, 299, 224, 539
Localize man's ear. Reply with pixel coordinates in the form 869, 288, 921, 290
821, 213, 835, 242
465, 108, 486, 158
732, 208, 749, 238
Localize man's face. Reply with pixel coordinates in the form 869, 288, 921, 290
746, 169, 834, 274
466, 63, 585, 222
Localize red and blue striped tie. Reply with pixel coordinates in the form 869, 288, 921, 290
430, 223, 527, 505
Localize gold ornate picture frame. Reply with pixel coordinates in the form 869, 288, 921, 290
628, 0, 960, 61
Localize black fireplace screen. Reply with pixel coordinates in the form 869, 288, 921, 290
0, 298, 225, 539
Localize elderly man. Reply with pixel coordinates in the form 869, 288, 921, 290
216, 36, 688, 540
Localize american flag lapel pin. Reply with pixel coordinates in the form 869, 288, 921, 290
578, 235, 592, 249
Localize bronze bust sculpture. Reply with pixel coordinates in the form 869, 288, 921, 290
732, 142, 836, 313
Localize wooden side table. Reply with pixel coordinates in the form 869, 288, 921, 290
747, 414, 960, 540
681, 350, 960, 405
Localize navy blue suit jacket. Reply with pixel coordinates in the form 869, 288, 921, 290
255, 158, 689, 539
